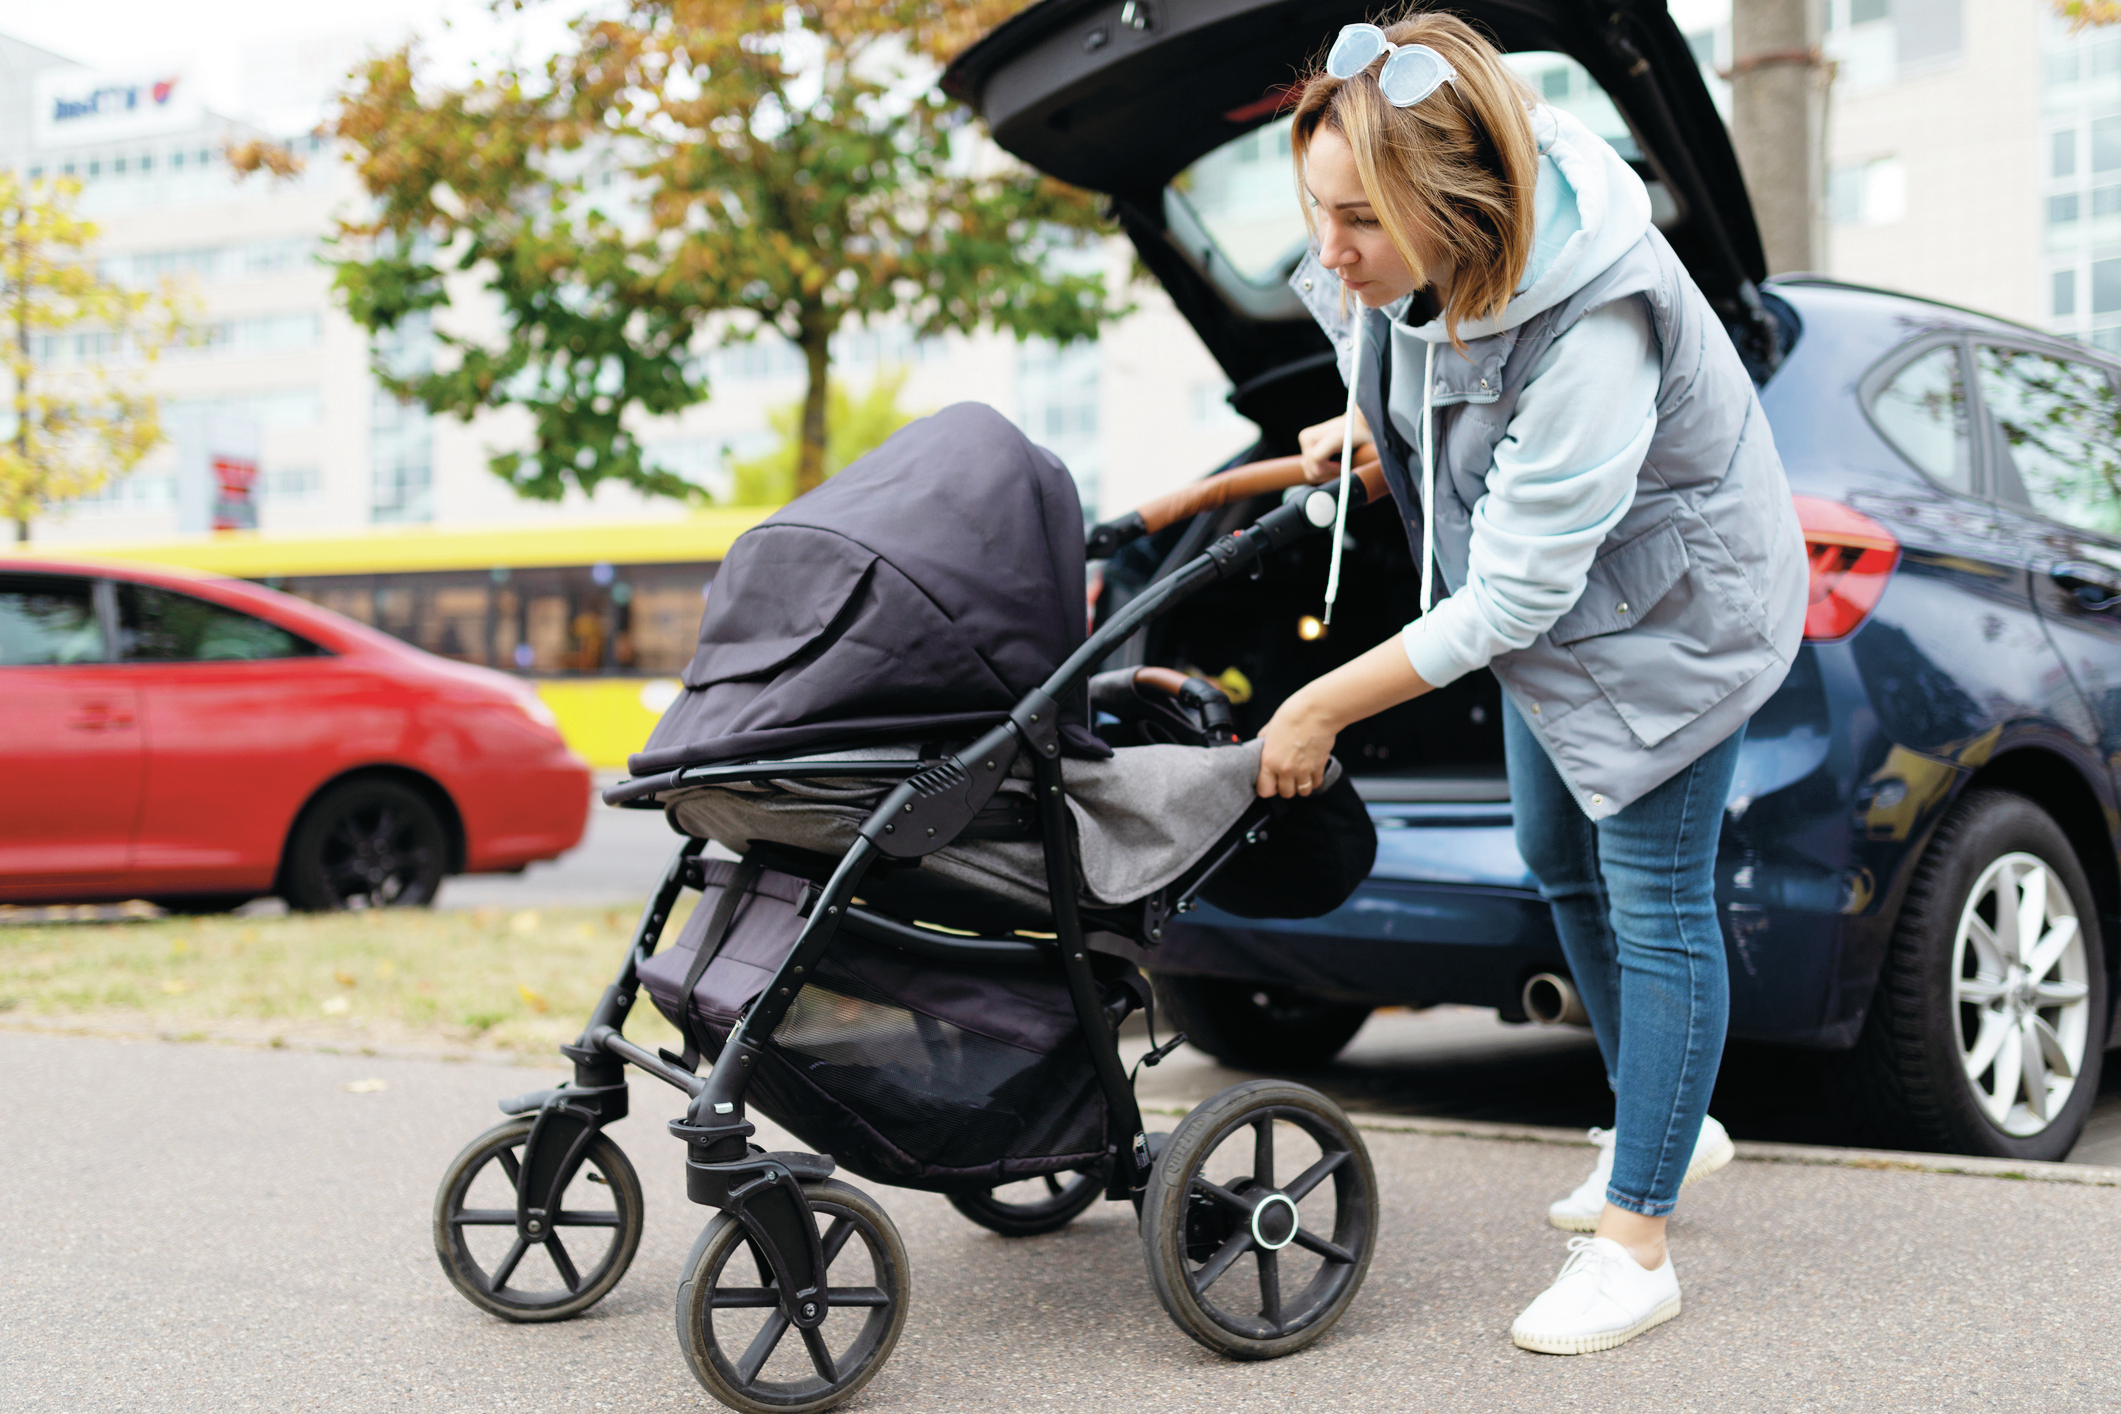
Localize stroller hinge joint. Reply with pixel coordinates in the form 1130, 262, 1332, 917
862, 720, 1026, 859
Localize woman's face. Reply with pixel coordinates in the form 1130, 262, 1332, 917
1304, 124, 1437, 308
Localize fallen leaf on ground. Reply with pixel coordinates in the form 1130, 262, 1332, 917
344, 1078, 388, 1093
334, 969, 357, 987
160, 978, 194, 995
518, 983, 550, 1013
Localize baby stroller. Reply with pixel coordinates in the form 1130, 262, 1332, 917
432, 403, 1391, 1413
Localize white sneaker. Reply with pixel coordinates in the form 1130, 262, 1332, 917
1546, 1116, 1736, 1231
1511, 1236, 1682, 1354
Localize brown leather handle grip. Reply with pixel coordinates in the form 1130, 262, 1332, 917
1134, 448, 1387, 535
1132, 666, 1192, 697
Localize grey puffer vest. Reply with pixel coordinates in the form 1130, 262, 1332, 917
1291, 226, 1807, 819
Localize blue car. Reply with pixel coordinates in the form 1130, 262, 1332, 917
947, 0, 2118, 1160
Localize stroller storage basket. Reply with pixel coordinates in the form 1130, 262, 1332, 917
638, 859, 1109, 1192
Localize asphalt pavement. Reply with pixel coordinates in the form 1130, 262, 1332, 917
2, 1026, 2116, 1413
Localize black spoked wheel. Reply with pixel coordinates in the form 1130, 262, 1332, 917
1140, 1080, 1377, 1360
284, 779, 448, 911
433, 1117, 644, 1323
677, 1179, 909, 1414
947, 1166, 1106, 1237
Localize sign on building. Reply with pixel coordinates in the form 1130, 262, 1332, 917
173, 411, 260, 534
32, 65, 202, 148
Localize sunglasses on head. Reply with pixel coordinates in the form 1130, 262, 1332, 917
1325, 23, 1459, 108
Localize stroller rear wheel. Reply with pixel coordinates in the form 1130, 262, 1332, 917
947, 1166, 1105, 1237
1140, 1080, 1377, 1360
677, 1178, 910, 1414
433, 1117, 644, 1323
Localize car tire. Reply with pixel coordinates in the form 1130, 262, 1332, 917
1851, 789, 2107, 1161
281, 778, 449, 912
1151, 973, 1371, 1071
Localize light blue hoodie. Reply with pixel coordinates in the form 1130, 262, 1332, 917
1384, 106, 1662, 690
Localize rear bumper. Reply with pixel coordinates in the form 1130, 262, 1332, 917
457, 755, 593, 872
1139, 794, 1875, 1048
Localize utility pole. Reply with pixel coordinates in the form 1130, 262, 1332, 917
1730, 0, 1829, 274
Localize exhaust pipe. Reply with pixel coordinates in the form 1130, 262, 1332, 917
1523, 973, 1589, 1027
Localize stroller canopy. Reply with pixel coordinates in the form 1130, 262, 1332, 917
631, 403, 1107, 776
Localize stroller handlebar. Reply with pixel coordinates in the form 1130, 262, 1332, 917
1085, 449, 1387, 560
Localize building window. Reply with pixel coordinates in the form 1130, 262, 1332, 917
2057, 269, 2078, 317
371, 311, 435, 524
2092, 257, 2121, 318
2050, 193, 2081, 226
1016, 338, 1102, 520
2056, 129, 2077, 178
1830, 157, 1907, 226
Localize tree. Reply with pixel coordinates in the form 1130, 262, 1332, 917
0, 173, 180, 541
1729, 0, 1828, 275
2055, 0, 2121, 26
318, 0, 1115, 503
729, 367, 921, 504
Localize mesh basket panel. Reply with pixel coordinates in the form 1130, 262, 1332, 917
639, 859, 1109, 1190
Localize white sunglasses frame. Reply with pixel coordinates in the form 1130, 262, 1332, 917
1324, 24, 1459, 108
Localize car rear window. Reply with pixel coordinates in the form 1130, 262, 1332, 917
1973, 344, 2121, 537
1164, 51, 1665, 316
117, 583, 322, 662
0, 575, 103, 666
1868, 343, 1974, 494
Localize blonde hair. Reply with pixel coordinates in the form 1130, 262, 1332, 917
1289, 11, 1540, 351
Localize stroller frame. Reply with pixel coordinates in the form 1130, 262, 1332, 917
436, 475, 1382, 1410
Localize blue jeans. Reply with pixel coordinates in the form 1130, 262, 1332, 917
1503, 699, 1744, 1217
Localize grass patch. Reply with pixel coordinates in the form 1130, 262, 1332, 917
0, 903, 695, 1058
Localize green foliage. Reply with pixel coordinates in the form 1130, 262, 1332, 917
0, 172, 186, 540
319, 1, 1119, 503
728, 368, 923, 505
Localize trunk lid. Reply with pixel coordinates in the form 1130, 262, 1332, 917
944, 0, 1779, 433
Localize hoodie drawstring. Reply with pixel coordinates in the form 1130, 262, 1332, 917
1420, 338, 1436, 614
1323, 326, 1363, 626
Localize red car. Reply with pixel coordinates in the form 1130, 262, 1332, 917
0, 556, 590, 911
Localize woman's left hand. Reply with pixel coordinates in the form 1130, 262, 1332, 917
1256, 689, 1340, 798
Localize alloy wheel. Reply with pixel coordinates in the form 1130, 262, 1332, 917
1951, 851, 2092, 1136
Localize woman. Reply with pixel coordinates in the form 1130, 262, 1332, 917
1257, 13, 1807, 1353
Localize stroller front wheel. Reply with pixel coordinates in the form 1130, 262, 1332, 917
1140, 1080, 1378, 1360
677, 1178, 910, 1414
946, 1165, 1106, 1237
433, 1117, 645, 1323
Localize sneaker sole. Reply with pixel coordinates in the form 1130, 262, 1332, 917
1544, 1133, 1738, 1232
1511, 1294, 1681, 1355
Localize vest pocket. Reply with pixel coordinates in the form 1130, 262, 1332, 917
1548, 512, 1775, 749
1548, 516, 1690, 647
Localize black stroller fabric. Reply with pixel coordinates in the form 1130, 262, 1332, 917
637, 860, 1108, 1192
630, 403, 1109, 776
1197, 774, 1379, 920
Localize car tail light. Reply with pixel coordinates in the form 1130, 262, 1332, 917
1794, 495, 1900, 642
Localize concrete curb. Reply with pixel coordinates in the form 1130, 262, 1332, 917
16, 1021, 2120, 1187
1139, 1102, 2121, 1187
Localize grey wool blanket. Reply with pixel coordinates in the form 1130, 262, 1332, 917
664, 740, 1338, 915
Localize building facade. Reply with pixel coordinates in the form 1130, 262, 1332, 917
0, 29, 1255, 547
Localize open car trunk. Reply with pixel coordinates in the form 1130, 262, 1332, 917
947, 0, 1787, 802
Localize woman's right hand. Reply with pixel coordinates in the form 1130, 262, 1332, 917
1297, 409, 1374, 485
